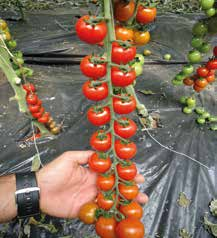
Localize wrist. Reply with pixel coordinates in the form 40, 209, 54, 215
36, 170, 46, 214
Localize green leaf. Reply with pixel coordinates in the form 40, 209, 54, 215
31, 154, 41, 172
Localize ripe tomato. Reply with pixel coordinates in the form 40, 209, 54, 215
115, 140, 137, 160
119, 183, 139, 200
193, 84, 204, 92
115, 25, 134, 41
97, 192, 115, 210
23, 83, 36, 94
114, 0, 135, 22
197, 67, 209, 77
75, 15, 107, 44
88, 152, 111, 173
28, 104, 41, 113
38, 114, 50, 124
136, 6, 157, 24
206, 59, 217, 70
116, 218, 145, 238
78, 202, 98, 224
133, 31, 150, 45
111, 67, 136, 87
37, 99, 42, 107
26, 93, 38, 105
97, 174, 115, 191
32, 107, 45, 119
112, 42, 136, 64
119, 201, 143, 219
113, 95, 136, 114
213, 46, 217, 57
114, 117, 137, 139
82, 81, 108, 101
206, 74, 215, 83
183, 77, 194, 86
87, 106, 111, 126
195, 78, 208, 88
95, 216, 117, 238
117, 162, 137, 180
90, 131, 111, 151
80, 55, 107, 79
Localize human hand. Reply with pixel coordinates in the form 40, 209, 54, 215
37, 151, 148, 219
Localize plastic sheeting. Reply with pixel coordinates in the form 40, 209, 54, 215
0, 9, 217, 238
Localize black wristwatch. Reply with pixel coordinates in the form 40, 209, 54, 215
15, 172, 40, 218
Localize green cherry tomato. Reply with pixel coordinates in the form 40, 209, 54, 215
201, 112, 211, 119
182, 65, 194, 76
172, 79, 183, 86
198, 42, 211, 53
195, 107, 205, 115
175, 73, 186, 81
183, 107, 193, 114
143, 49, 152, 56
132, 62, 143, 76
192, 22, 208, 37
7, 40, 17, 49
196, 117, 206, 124
164, 53, 172, 61
210, 125, 217, 131
188, 50, 202, 64
191, 37, 204, 49
206, 8, 216, 17
180, 96, 187, 104
208, 116, 217, 122
201, 0, 214, 10
135, 54, 145, 65
186, 97, 196, 108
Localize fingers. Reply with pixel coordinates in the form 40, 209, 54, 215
134, 174, 145, 184
135, 192, 149, 204
62, 151, 94, 165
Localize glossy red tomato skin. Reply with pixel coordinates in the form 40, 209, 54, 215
114, 0, 135, 22
87, 106, 111, 126
119, 201, 143, 219
38, 114, 49, 124
206, 74, 215, 83
115, 140, 137, 160
213, 46, 217, 57
78, 202, 98, 224
23, 83, 36, 94
116, 218, 145, 238
117, 162, 137, 180
26, 93, 38, 105
206, 59, 217, 70
28, 104, 41, 113
97, 192, 115, 210
82, 81, 108, 101
32, 107, 45, 119
113, 95, 136, 114
111, 67, 136, 87
136, 6, 157, 24
119, 183, 139, 200
112, 42, 136, 64
114, 117, 137, 139
97, 174, 115, 191
75, 15, 107, 44
197, 67, 209, 77
88, 152, 111, 173
90, 131, 111, 151
80, 55, 107, 79
95, 216, 117, 238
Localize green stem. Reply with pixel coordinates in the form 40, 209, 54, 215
127, 0, 140, 26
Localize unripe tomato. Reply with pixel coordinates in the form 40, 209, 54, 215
201, 0, 214, 10
192, 22, 208, 37
188, 50, 202, 64
78, 202, 98, 224
0, 19, 7, 30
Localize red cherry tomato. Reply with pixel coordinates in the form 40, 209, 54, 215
87, 106, 111, 126
32, 107, 45, 119
23, 83, 36, 94
115, 140, 137, 160
28, 104, 41, 113
183, 77, 194, 86
97, 174, 115, 191
206, 74, 215, 83
113, 95, 136, 114
197, 66, 209, 77
75, 15, 107, 44
206, 59, 217, 70
117, 162, 137, 180
136, 6, 157, 24
115, 25, 134, 42
95, 216, 117, 238
78, 202, 98, 224
112, 42, 136, 65
114, 117, 137, 139
97, 192, 115, 210
111, 67, 136, 87
37, 99, 42, 107
119, 201, 143, 219
213, 46, 217, 57
90, 131, 111, 151
114, 0, 135, 22
195, 78, 208, 88
193, 84, 204, 92
82, 81, 108, 101
38, 113, 50, 124
88, 152, 111, 173
26, 93, 38, 105
119, 182, 139, 200
80, 55, 107, 79
116, 218, 145, 238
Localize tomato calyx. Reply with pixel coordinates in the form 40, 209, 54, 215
119, 138, 131, 145
98, 152, 109, 160
112, 40, 132, 49
89, 55, 107, 65
84, 16, 106, 26
118, 160, 132, 167
96, 131, 110, 140
117, 118, 130, 127
113, 93, 132, 103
